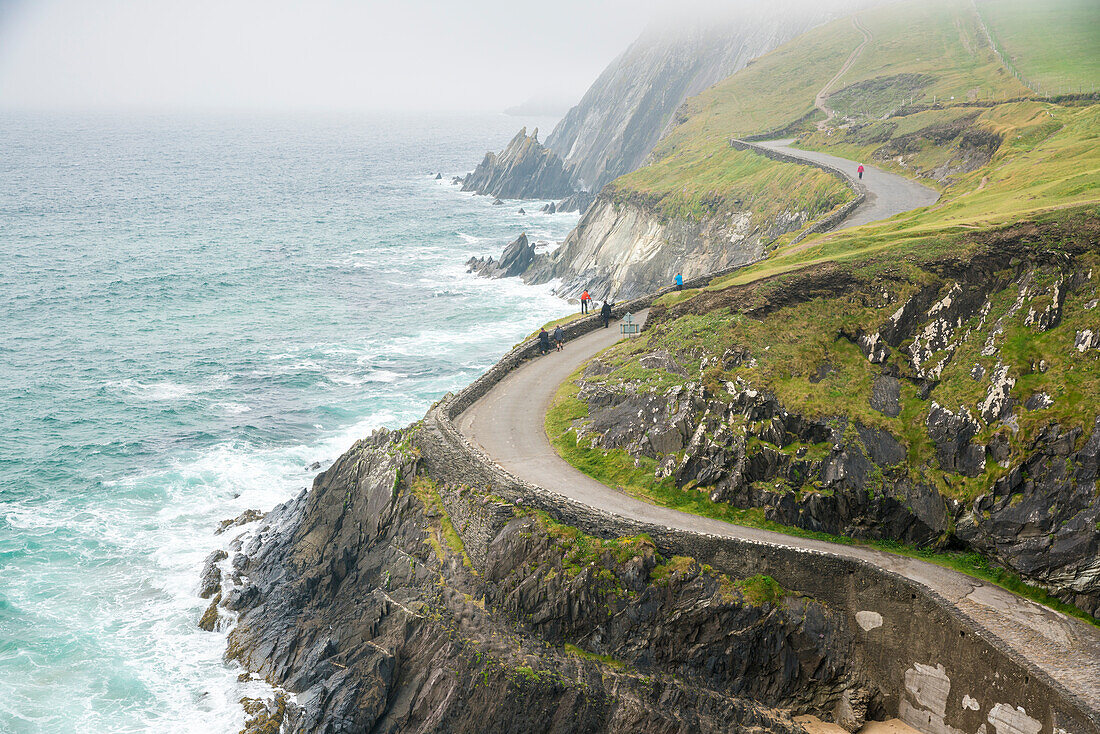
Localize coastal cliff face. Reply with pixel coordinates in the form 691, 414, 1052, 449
544, 6, 849, 192
550, 216, 1100, 618
207, 427, 871, 733
461, 127, 576, 200
524, 193, 802, 301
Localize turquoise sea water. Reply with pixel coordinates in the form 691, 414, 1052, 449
0, 111, 577, 732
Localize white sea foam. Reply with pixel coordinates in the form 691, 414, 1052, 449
112, 379, 196, 401
1, 112, 584, 733
216, 402, 252, 414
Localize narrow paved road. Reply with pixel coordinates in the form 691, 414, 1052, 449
752, 138, 940, 229
457, 313, 1100, 712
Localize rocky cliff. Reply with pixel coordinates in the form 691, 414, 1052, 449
522, 192, 799, 301
468, 157, 850, 301
204, 427, 872, 733
544, 4, 854, 192
549, 215, 1100, 618
462, 127, 576, 200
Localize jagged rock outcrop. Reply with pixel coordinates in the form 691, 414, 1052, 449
462, 127, 576, 200
208, 427, 869, 732
957, 419, 1100, 616
563, 224, 1100, 616
544, 5, 856, 191
466, 233, 549, 279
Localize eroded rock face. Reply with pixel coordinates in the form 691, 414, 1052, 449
523, 194, 779, 301
958, 419, 1100, 616
462, 127, 576, 200
554, 190, 595, 215
211, 427, 867, 732
577, 378, 948, 547
544, 9, 845, 192
571, 238, 1100, 615
466, 233, 548, 279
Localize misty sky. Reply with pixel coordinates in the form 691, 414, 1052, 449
0, 0, 682, 112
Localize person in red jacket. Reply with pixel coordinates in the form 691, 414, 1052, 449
580, 289, 591, 314
857, 163, 865, 180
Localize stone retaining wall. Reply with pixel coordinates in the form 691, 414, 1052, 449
444, 265, 749, 417
409, 138, 1098, 734
414, 353, 1099, 734
728, 138, 866, 246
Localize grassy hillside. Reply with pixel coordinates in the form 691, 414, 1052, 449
542, 0, 1100, 619
975, 0, 1100, 95
824, 0, 1028, 115
611, 0, 1047, 236
547, 208, 1100, 621
607, 0, 1100, 289
698, 101, 1099, 294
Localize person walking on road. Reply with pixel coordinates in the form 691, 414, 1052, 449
553, 325, 565, 352
857, 163, 864, 180
600, 301, 613, 329
538, 327, 551, 355
674, 273, 683, 291
580, 289, 591, 314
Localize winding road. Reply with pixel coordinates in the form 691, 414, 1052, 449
455, 140, 1099, 714
752, 139, 941, 230
457, 313, 1100, 712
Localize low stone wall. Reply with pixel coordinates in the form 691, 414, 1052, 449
415, 343, 1099, 734
444, 265, 750, 418
410, 138, 1098, 734
728, 138, 867, 247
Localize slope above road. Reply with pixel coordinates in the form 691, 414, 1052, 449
455, 310, 1100, 716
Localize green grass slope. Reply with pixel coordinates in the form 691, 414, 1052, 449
975, 0, 1100, 95
543, 0, 1100, 620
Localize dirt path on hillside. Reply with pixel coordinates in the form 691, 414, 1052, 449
815, 15, 872, 124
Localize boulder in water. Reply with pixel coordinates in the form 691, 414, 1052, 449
466, 233, 546, 279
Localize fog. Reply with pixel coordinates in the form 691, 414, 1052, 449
0, 0, 860, 112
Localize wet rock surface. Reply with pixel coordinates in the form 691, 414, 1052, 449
207, 427, 870, 733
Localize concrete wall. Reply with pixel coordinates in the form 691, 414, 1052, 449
414, 347, 1100, 734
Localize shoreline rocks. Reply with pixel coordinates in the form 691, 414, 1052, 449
200, 427, 870, 732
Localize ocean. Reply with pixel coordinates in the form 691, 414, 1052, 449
0, 111, 577, 732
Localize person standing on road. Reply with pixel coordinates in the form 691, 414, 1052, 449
675, 273, 683, 291
538, 327, 551, 355
857, 163, 864, 180
580, 289, 591, 314
600, 301, 613, 329
553, 325, 565, 351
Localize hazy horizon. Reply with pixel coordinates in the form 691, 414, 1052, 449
0, 0, 863, 114
0, 0, 670, 113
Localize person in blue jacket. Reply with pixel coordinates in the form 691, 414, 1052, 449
675, 273, 684, 291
